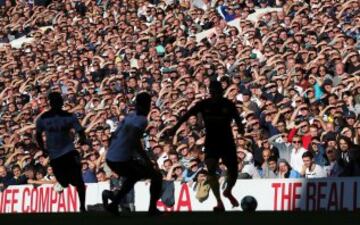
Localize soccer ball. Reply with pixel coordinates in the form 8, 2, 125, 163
54, 183, 65, 193
241, 196, 257, 212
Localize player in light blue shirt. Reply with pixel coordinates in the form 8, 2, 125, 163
103, 92, 162, 216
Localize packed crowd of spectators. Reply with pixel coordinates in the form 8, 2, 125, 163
0, 0, 360, 191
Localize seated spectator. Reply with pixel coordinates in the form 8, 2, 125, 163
81, 161, 97, 183
301, 151, 327, 178
324, 147, 343, 177
177, 144, 193, 168
160, 158, 173, 179
166, 163, 184, 182
7, 165, 27, 185
44, 166, 56, 182
308, 139, 327, 167
277, 159, 301, 179
96, 169, 109, 182
260, 156, 278, 178
183, 158, 203, 183
237, 150, 260, 179
337, 136, 360, 176
0, 165, 12, 190
289, 136, 307, 174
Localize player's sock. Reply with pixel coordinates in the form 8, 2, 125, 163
223, 189, 239, 208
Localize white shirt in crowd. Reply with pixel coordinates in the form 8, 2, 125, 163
305, 164, 327, 178
242, 162, 261, 179
157, 152, 168, 169
106, 113, 147, 162
290, 147, 307, 173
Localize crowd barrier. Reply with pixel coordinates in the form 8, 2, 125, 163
1, 178, 359, 213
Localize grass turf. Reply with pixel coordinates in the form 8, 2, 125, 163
0, 211, 359, 225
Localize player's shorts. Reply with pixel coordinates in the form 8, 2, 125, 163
205, 144, 238, 172
106, 159, 159, 181
50, 150, 84, 187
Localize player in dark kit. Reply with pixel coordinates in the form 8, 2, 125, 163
35, 92, 87, 212
103, 92, 163, 216
169, 80, 244, 211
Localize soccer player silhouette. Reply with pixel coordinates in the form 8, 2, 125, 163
36, 92, 87, 212
169, 80, 244, 211
103, 92, 162, 216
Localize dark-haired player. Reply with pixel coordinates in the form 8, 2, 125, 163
103, 92, 162, 216
36, 92, 87, 212
169, 80, 244, 211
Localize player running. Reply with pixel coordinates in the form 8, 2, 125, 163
103, 92, 162, 216
169, 80, 244, 211
36, 92, 87, 212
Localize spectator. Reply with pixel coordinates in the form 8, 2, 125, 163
288, 120, 312, 150
160, 158, 173, 179
289, 135, 307, 173
269, 134, 307, 173
277, 159, 301, 179
44, 166, 56, 182
183, 158, 203, 183
308, 139, 327, 167
324, 146, 344, 177
237, 149, 260, 179
7, 165, 27, 185
301, 151, 327, 178
0, 165, 12, 190
177, 144, 193, 169
337, 136, 360, 176
260, 155, 278, 178
96, 169, 109, 182
166, 163, 184, 182
82, 161, 97, 183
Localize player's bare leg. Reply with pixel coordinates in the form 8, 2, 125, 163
223, 187, 239, 208
223, 159, 239, 208
205, 158, 225, 211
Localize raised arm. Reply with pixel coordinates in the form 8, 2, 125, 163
230, 102, 244, 135
35, 118, 45, 152
72, 114, 87, 144
170, 102, 202, 136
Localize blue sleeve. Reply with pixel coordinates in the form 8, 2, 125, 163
260, 120, 279, 137
182, 169, 191, 182
316, 144, 327, 166
218, 6, 235, 22
71, 114, 84, 132
290, 170, 301, 178
314, 83, 324, 100
131, 117, 148, 139
83, 170, 98, 183
36, 118, 44, 133
266, 123, 279, 137
259, 112, 266, 125
318, 144, 325, 155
